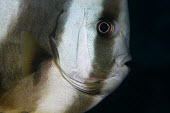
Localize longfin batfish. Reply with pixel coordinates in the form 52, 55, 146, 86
0, 0, 131, 113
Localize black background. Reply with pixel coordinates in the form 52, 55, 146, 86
87, 0, 170, 113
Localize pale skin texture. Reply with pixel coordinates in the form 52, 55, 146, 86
0, 0, 130, 113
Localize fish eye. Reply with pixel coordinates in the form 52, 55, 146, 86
97, 17, 115, 37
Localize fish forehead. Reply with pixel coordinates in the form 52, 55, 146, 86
57, 0, 129, 70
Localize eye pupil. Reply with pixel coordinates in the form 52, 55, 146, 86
97, 17, 115, 37
99, 22, 110, 33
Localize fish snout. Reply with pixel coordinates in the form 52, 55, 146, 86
115, 52, 131, 67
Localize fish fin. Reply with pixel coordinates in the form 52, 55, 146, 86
21, 31, 50, 75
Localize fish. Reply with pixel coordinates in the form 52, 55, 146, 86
0, 0, 131, 113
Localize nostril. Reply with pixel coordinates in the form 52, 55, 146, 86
124, 60, 132, 68
115, 53, 131, 67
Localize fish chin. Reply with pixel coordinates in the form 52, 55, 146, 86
100, 64, 129, 95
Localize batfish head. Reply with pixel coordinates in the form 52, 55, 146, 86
50, 0, 131, 94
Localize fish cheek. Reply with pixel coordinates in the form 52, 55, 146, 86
90, 36, 115, 79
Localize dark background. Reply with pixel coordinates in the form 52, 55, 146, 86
87, 0, 170, 113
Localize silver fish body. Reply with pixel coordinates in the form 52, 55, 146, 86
0, 0, 131, 113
